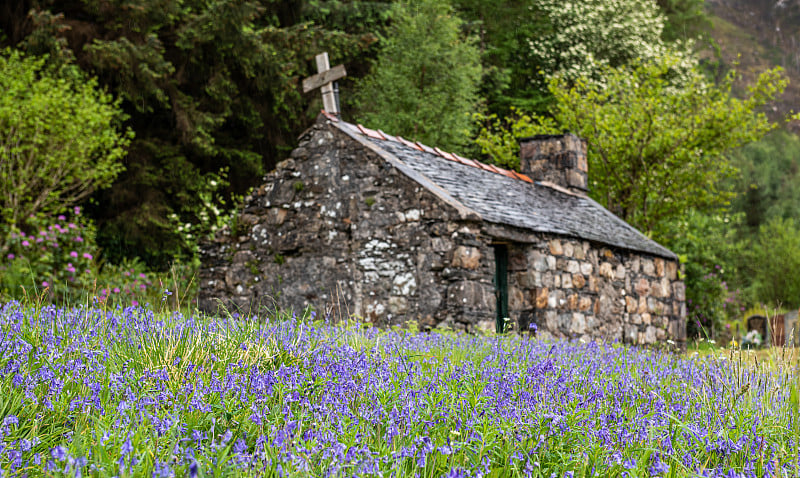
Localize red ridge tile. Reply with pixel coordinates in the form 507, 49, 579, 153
396, 135, 423, 151
415, 142, 438, 156
434, 147, 458, 162
321, 110, 339, 122
335, 117, 536, 185
454, 154, 480, 168
356, 124, 385, 140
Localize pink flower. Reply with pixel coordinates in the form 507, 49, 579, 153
85, 269, 91, 274
139, 273, 146, 279
21, 240, 29, 247
35, 238, 43, 243
58, 215, 66, 221
19, 231, 25, 237
82, 253, 93, 260
125, 271, 131, 277
140, 284, 146, 290
74, 236, 83, 242
131, 300, 139, 306
70, 251, 78, 258
42, 281, 49, 287
113, 287, 120, 293
39, 231, 47, 236
68, 223, 77, 229
74, 206, 81, 215
7, 254, 14, 260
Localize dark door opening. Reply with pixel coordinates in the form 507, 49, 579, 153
493, 244, 509, 333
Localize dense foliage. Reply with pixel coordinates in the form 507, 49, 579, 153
354, 0, 482, 151
0, 303, 799, 476
1, 0, 379, 268
476, 57, 785, 240
0, 49, 130, 226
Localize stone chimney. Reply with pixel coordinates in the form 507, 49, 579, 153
519, 133, 588, 195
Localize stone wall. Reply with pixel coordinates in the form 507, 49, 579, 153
199, 120, 686, 346
496, 232, 685, 345
199, 121, 488, 329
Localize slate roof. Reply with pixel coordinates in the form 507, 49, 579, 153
323, 113, 676, 260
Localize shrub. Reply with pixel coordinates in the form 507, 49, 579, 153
0, 208, 98, 299
0, 48, 131, 225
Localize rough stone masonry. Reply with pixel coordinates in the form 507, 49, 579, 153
199, 114, 686, 347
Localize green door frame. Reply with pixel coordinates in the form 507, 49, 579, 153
493, 244, 509, 333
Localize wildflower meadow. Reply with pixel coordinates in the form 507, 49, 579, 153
0, 300, 798, 477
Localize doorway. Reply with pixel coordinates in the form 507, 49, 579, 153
493, 244, 509, 333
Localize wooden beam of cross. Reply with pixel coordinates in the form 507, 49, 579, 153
303, 52, 346, 115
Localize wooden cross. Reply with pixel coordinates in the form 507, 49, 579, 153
302, 52, 347, 115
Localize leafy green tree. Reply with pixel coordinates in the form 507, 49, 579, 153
744, 217, 800, 308
1, 0, 377, 268
0, 49, 130, 226
453, 0, 706, 115
353, 0, 482, 152
655, 0, 710, 42
476, 56, 786, 240
729, 129, 800, 229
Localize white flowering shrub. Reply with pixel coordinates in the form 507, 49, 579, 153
526, 0, 694, 84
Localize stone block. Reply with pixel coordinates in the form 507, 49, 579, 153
638, 297, 648, 314
673, 282, 686, 301
388, 296, 409, 315
563, 242, 574, 257
625, 296, 637, 313
587, 275, 599, 293
547, 255, 557, 270
644, 326, 657, 344
549, 240, 563, 256
447, 281, 493, 309
431, 237, 453, 252
509, 286, 527, 310
642, 313, 651, 325
566, 260, 580, 274
655, 258, 665, 277
574, 244, 586, 260
542, 272, 555, 288
656, 327, 666, 340
572, 274, 586, 289
567, 294, 579, 310
232, 250, 255, 265
451, 246, 482, 269
579, 296, 593, 311
534, 288, 549, 308
631, 314, 642, 325
624, 324, 638, 343
562, 273, 573, 289
545, 310, 558, 331
516, 270, 541, 289
634, 278, 650, 296
647, 297, 660, 314
599, 262, 614, 279
570, 313, 586, 335
642, 259, 655, 276
509, 250, 527, 271
531, 250, 550, 272
580, 262, 593, 276
666, 261, 677, 280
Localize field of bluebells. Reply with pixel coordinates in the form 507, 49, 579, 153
0, 301, 799, 477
